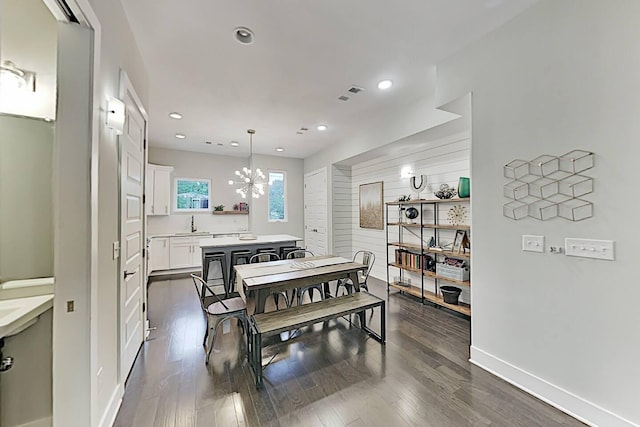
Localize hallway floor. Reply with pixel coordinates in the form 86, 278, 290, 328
113, 277, 584, 426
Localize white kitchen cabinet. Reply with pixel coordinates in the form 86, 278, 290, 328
146, 164, 173, 215
169, 236, 201, 269
149, 237, 170, 271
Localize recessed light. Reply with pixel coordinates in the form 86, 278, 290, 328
377, 79, 393, 90
233, 27, 255, 44
168, 112, 183, 119
317, 124, 328, 131
230, 141, 240, 147
276, 147, 284, 152
175, 133, 186, 139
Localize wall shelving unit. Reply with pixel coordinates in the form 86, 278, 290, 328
386, 198, 471, 317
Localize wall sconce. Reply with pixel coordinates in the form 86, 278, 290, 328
401, 166, 413, 178
106, 96, 125, 135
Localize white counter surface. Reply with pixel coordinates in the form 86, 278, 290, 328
199, 234, 303, 248
0, 294, 53, 338
149, 230, 247, 239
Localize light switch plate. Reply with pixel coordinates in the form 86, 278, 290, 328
113, 241, 120, 260
522, 235, 545, 253
565, 238, 615, 260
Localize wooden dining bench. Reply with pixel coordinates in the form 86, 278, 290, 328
248, 291, 386, 388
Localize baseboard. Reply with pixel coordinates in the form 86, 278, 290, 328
16, 417, 52, 427
97, 385, 123, 427
470, 346, 639, 427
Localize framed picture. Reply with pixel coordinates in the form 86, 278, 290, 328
452, 230, 471, 254
452, 230, 466, 253
359, 181, 384, 229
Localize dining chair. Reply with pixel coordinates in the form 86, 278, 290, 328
335, 250, 375, 295
249, 253, 291, 309
286, 249, 327, 305
191, 274, 248, 364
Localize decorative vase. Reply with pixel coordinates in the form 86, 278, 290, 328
458, 177, 470, 198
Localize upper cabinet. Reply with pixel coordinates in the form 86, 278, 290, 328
147, 164, 174, 215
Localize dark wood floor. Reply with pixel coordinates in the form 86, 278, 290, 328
114, 277, 584, 427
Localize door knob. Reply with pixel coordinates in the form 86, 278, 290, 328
124, 270, 136, 279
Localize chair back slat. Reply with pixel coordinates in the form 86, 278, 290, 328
250, 253, 280, 263
190, 274, 229, 310
286, 249, 315, 259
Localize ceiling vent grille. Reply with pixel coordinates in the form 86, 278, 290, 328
338, 95, 350, 101
348, 86, 364, 94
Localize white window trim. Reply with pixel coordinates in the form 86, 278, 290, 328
268, 170, 287, 222
174, 177, 212, 213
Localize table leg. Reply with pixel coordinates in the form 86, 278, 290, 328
349, 271, 360, 292
255, 290, 269, 314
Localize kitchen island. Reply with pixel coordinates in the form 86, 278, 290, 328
199, 234, 303, 290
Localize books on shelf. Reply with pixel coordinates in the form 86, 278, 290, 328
394, 249, 435, 271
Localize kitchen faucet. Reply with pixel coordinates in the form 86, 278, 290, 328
191, 215, 197, 233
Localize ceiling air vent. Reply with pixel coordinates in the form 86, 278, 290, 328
348, 86, 364, 94
338, 95, 350, 101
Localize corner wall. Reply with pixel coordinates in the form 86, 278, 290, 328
436, 1, 640, 425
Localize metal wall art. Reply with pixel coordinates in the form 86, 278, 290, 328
503, 150, 594, 221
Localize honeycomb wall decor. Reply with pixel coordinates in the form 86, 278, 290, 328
503, 150, 594, 221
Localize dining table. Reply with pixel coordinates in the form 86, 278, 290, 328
234, 255, 366, 313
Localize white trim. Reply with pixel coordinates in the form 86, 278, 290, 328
97, 385, 123, 427
470, 346, 639, 427
53, 1, 102, 426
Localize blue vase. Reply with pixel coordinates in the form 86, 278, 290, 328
458, 177, 470, 198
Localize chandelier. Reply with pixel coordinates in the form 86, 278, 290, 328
228, 129, 266, 199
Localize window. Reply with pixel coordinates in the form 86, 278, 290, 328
268, 171, 286, 222
174, 178, 211, 211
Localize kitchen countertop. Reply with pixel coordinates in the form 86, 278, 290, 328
199, 234, 303, 248
148, 231, 248, 239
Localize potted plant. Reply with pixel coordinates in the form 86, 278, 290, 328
213, 204, 224, 212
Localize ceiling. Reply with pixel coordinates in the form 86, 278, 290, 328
121, 0, 537, 159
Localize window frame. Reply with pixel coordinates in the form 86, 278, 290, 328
173, 177, 212, 213
267, 170, 287, 222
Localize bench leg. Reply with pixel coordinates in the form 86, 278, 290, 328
361, 302, 386, 344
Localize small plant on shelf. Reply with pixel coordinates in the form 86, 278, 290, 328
398, 195, 411, 202
213, 204, 224, 212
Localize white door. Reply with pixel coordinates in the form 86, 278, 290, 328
120, 88, 146, 380
304, 168, 328, 255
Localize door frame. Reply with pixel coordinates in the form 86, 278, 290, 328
303, 167, 328, 255
118, 70, 149, 383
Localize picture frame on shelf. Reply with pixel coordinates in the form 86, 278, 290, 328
452, 230, 466, 253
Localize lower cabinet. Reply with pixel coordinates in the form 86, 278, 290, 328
169, 237, 199, 269
149, 237, 170, 271
149, 236, 202, 272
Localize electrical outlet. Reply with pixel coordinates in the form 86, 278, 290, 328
522, 235, 544, 253
565, 238, 615, 260
67, 300, 75, 312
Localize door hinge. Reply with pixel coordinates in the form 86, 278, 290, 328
144, 139, 147, 149
142, 302, 146, 312
142, 248, 146, 258
143, 194, 146, 204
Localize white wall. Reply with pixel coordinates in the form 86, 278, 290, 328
436, 1, 640, 425
0, 115, 53, 282
331, 165, 352, 259
148, 148, 305, 237
349, 131, 471, 303
46, 0, 150, 425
